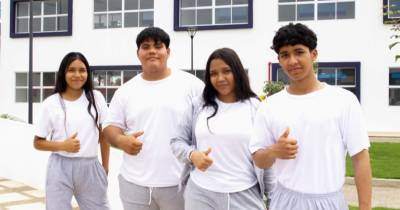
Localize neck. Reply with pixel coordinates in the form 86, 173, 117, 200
142, 67, 171, 81
62, 88, 83, 101
288, 76, 322, 95
217, 94, 237, 103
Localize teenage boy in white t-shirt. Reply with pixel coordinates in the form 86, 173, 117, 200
249, 23, 372, 210
103, 27, 204, 210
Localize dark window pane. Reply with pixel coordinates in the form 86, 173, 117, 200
96, 88, 107, 99
389, 88, 400, 105
279, 0, 295, 2
389, 0, 400, 18
33, 73, 41, 86
196, 70, 206, 81
16, 88, 27, 102
233, 0, 247, 5
337, 2, 355, 19
180, 9, 195, 25
125, 0, 138, 10
107, 88, 117, 103
197, 9, 212, 25
108, 13, 122, 28
107, 71, 122, 86
43, 88, 54, 100
343, 87, 356, 96
318, 68, 335, 85
318, 3, 335, 20
297, 4, 314, 21
232, 6, 247, 23
33, 88, 41, 103
16, 18, 29, 33
181, 0, 195, 8
57, 16, 68, 31
277, 68, 289, 85
123, 71, 137, 83
17, 2, 29, 16
216, 0, 230, 6
93, 71, 107, 87
109, 0, 122, 11
140, 0, 153, 9
57, 0, 68, 14
198, 0, 212, 6
94, 14, 107, 29
125, 12, 139, 27
16, 73, 28, 86
44, 0, 57, 15
389, 68, 400, 85
33, 18, 41, 32
337, 68, 355, 85
279, 4, 295, 21
43, 72, 56, 86
94, 0, 107, 12
32, 1, 42, 16
43, 17, 56, 32
139, 11, 153, 26
215, 8, 231, 24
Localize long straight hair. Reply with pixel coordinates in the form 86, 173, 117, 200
203, 48, 257, 129
54, 52, 99, 130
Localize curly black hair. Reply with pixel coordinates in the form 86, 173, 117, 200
271, 23, 317, 53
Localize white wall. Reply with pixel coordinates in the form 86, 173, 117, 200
1, 1, 399, 132
0, 119, 125, 209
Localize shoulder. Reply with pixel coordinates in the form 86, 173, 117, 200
325, 84, 358, 102
42, 93, 59, 107
174, 70, 203, 84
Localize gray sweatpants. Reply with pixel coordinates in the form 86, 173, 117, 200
184, 177, 265, 210
45, 153, 110, 210
118, 175, 184, 210
270, 182, 349, 210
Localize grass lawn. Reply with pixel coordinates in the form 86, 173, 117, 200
349, 206, 400, 210
346, 142, 400, 179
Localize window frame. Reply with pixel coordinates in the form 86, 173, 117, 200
389, 67, 400, 106
384, 0, 400, 24
15, 71, 57, 103
173, 0, 253, 31
10, 0, 73, 38
271, 62, 361, 100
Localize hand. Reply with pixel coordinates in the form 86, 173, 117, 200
191, 147, 213, 171
120, 131, 144, 155
271, 128, 298, 159
103, 165, 109, 176
63, 132, 80, 153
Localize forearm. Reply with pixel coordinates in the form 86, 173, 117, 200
253, 147, 276, 169
33, 136, 65, 152
352, 149, 372, 210
171, 136, 194, 164
103, 126, 125, 149
99, 134, 110, 173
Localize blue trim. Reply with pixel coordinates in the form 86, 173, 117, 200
271, 62, 361, 101
10, 0, 73, 38
173, 0, 253, 31
91, 65, 142, 71
383, 0, 400, 23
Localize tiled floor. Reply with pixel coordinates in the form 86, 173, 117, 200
0, 177, 78, 210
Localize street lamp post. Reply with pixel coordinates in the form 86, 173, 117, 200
187, 27, 197, 74
28, 0, 33, 123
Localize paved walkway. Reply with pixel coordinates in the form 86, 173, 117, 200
0, 176, 399, 210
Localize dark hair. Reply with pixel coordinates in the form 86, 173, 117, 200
136, 27, 170, 48
54, 52, 99, 129
271, 23, 317, 54
203, 48, 257, 128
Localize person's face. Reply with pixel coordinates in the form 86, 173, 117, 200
137, 39, 170, 73
278, 44, 318, 82
65, 59, 88, 91
209, 58, 236, 102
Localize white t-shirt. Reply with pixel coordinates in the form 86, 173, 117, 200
191, 98, 259, 193
103, 70, 204, 187
249, 84, 370, 194
35, 90, 108, 158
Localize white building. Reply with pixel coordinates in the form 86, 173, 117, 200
0, 0, 399, 133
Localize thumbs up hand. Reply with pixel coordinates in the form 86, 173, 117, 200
271, 128, 298, 159
120, 131, 144, 155
63, 132, 80, 153
190, 147, 214, 171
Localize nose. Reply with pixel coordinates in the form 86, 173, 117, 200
288, 55, 298, 65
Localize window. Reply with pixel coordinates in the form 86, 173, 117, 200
271, 62, 360, 100
94, 0, 154, 29
389, 68, 400, 105
15, 72, 56, 103
174, 0, 252, 31
10, 0, 72, 38
91, 66, 141, 103
384, 0, 400, 23
278, 0, 355, 22
184, 69, 206, 81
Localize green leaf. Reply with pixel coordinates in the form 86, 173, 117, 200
389, 42, 400, 49
395, 55, 400, 62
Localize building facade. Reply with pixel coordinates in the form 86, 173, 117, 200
0, 0, 399, 132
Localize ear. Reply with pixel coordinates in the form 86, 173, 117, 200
311, 49, 318, 61
167, 48, 171, 57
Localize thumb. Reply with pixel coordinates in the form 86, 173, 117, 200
203, 147, 212, 156
280, 127, 290, 138
132, 131, 144, 138
70, 132, 78, 139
